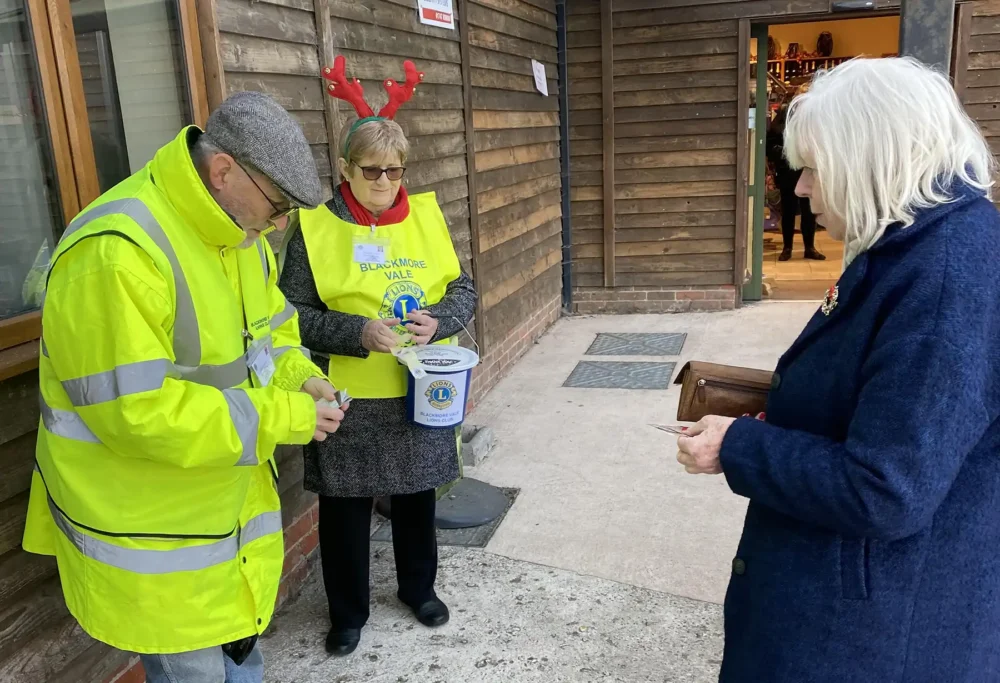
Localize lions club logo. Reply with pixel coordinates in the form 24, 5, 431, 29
380, 281, 427, 334
425, 380, 456, 410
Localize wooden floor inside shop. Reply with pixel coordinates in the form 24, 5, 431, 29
762, 230, 843, 301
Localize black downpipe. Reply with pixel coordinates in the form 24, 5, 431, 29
557, 0, 573, 310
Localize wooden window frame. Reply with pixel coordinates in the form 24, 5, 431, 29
0, 0, 211, 378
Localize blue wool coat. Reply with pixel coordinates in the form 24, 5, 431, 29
719, 182, 1000, 683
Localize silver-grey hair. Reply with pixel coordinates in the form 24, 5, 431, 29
191, 133, 225, 169
784, 57, 995, 262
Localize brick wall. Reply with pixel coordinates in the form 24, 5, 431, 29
467, 293, 562, 408
102, 503, 320, 683
572, 285, 738, 314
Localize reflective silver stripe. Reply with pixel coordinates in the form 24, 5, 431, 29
40, 395, 101, 444
256, 239, 270, 281
48, 498, 237, 574
270, 300, 296, 330
175, 356, 248, 390
224, 389, 259, 466
61, 358, 175, 407
61, 198, 201, 370
274, 345, 311, 361
240, 511, 282, 548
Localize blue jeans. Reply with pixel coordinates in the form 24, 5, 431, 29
140, 643, 263, 683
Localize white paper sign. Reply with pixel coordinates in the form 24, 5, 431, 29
531, 59, 548, 96
748, 108, 756, 130
417, 0, 454, 29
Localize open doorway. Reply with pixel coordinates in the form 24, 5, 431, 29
747, 16, 900, 301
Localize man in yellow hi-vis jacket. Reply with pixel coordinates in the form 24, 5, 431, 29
21, 92, 347, 683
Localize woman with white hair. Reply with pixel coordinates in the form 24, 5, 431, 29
676, 57, 1000, 681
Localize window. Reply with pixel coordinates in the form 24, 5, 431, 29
0, 0, 208, 339
71, 0, 193, 192
0, 0, 64, 320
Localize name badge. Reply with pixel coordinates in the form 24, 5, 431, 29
247, 336, 275, 387
353, 236, 389, 265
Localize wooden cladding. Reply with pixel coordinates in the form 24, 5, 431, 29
216, 0, 561, 353
965, 1, 1000, 160
601, 0, 615, 286
217, 0, 335, 197
326, 0, 474, 272
467, 0, 562, 350
569, 0, 738, 293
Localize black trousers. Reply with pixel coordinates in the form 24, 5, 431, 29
778, 173, 817, 251
318, 489, 438, 629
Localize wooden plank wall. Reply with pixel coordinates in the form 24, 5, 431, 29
569, 0, 835, 310
567, 0, 603, 284
967, 1, 1000, 156
324, 0, 474, 273
216, 0, 335, 199
570, 0, 741, 290
468, 0, 562, 350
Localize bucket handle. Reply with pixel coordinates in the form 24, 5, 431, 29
435, 315, 480, 362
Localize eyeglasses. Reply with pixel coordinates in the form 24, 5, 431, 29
355, 165, 406, 182
236, 162, 297, 223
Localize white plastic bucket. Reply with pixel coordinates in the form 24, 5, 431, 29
403, 345, 480, 428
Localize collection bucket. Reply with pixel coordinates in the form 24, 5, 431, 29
402, 345, 479, 428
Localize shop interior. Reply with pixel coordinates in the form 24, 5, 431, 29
751, 16, 900, 300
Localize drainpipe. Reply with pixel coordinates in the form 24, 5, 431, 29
557, 0, 573, 311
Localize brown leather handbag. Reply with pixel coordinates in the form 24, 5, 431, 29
673, 361, 774, 422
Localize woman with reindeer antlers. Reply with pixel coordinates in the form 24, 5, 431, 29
277, 56, 478, 657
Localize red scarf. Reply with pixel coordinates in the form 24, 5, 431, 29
339, 182, 410, 226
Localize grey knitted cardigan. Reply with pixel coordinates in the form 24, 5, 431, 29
278, 187, 478, 498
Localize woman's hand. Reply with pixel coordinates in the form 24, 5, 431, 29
362, 318, 401, 353
406, 310, 438, 345
676, 415, 736, 475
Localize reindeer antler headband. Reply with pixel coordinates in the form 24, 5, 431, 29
322, 55, 424, 157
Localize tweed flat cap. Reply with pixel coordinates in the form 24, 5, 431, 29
205, 91, 322, 209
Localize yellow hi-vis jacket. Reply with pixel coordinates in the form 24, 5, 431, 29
296, 192, 461, 398
21, 126, 323, 654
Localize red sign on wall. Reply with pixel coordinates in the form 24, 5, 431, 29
417, 0, 454, 29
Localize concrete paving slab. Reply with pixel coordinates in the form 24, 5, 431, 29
262, 547, 724, 683
466, 303, 816, 605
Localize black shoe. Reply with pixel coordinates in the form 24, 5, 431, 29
778, 248, 792, 262
409, 597, 450, 627
325, 627, 361, 656
804, 248, 827, 261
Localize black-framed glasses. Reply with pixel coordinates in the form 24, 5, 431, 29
356, 165, 406, 182
236, 161, 296, 222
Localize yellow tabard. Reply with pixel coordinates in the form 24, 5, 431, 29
297, 192, 461, 398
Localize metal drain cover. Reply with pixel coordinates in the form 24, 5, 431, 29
372, 486, 519, 548
563, 361, 676, 390
585, 332, 687, 356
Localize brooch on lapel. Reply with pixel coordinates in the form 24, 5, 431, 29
821, 285, 839, 316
